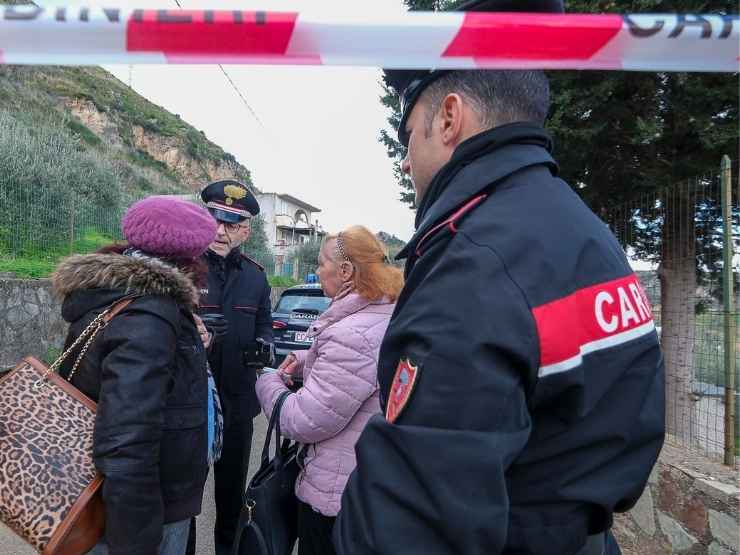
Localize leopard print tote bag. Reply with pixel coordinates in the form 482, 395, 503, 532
0, 298, 133, 555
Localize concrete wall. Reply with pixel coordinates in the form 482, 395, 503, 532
0, 278, 66, 370
614, 443, 739, 555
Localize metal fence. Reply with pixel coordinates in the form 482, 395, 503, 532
0, 188, 319, 285
602, 157, 739, 465
0, 187, 131, 276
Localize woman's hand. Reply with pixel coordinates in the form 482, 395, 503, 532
193, 314, 212, 350
278, 353, 299, 386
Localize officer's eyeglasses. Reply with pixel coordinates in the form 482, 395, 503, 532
220, 220, 251, 233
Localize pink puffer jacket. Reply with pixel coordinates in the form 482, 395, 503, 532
255, 292, 394, 516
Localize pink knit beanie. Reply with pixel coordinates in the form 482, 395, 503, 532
122, 196, 217, 259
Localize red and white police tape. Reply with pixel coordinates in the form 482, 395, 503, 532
0, 5, 738, 72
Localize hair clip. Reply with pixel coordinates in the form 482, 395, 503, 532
336, 233, 351, 262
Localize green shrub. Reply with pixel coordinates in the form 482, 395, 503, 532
293, 240, 322, 272
126, 149, 178, 181
43, 346, 62, 365
268, 275, 299, 288
0, 257, 55, 278
242, 214, 275, 270
186, 127, 221, 162
0, 110, 123, 258
73, 228, 115, 254
66, 119, 102, 147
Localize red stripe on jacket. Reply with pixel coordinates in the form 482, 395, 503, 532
532, 274, 655, 377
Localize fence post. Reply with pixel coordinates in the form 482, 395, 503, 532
720, 155, 736, 465
293, 258, 300, 281
69, 196, 76, 255
736, 158, 740, 460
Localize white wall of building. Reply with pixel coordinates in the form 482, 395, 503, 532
256, 193, 324, 255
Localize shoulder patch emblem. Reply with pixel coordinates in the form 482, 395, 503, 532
386, 357, 419, 423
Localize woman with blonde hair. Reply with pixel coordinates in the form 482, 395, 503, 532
255, 225, 403, 555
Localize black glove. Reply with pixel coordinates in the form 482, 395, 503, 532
261, 338, 276, 368
200, 313, 229, 339
244, 338, 276, 369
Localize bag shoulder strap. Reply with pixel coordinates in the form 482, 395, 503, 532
46, 296, 138, 384
231, 503, 269, 555
103, 297, 136, 323
260, 390, 292, 465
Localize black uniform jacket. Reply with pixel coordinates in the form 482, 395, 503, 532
335, 123, 665, 555
54, 253, 208, 555
199, 248, 273, 417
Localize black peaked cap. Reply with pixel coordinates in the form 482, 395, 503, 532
384, 0, 564, 146
200, 179, 260, 223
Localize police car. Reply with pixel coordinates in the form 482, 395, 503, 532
272, 283, 331, 364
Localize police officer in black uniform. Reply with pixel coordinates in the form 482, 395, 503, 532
199, 180, 274, 555
334, 1, 665, 554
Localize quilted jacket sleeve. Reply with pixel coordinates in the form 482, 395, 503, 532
256, 327, 378, 444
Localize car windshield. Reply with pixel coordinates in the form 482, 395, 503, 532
276, 293, 331, 314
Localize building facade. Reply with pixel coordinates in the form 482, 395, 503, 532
166, 191, 325, 277
257, 192, 326, 270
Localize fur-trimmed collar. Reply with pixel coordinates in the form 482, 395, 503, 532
52, 253, 199, 310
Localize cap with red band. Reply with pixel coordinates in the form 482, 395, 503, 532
200, 179, 260, 223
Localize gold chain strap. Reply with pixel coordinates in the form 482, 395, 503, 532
33, 307, 114, 390
65, 320, 107, 382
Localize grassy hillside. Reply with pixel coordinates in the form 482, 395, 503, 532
0, 63, 260, 277
0, 66, 253, 195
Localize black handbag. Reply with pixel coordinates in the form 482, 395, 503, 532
233, 391, 300, 555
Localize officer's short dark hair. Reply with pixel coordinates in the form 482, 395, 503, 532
421, 70, 550, 135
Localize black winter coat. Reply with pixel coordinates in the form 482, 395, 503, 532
53, 253, 208, 555
335, 123, 665, 555
199, 249, 273, 417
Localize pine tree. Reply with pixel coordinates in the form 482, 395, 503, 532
546, 0, 738, 442
378, 0, 461, 208
242, 214, 275, 270
379, 0, 739, 442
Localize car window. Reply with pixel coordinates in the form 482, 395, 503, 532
276, 293, 331, 314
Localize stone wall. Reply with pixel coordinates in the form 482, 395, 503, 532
614, 443, 739, 555
0, 279, 288, 371
0, 278, 66, 370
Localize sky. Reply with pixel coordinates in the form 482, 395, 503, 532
96, 0, 417, 240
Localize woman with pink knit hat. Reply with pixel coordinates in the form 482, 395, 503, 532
51, 196, 217, 555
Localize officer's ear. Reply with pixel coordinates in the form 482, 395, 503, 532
439, 93, 466, 147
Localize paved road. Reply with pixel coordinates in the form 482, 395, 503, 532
0, 416, 269, 555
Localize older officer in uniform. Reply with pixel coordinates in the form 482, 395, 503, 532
199, 180, 274, 555
334, 1, 665, 554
